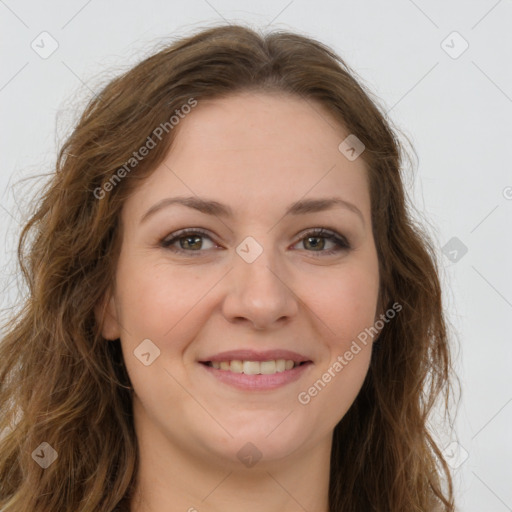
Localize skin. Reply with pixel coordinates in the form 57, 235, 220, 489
99, 91, 381, 512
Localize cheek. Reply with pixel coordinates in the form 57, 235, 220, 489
298, 265, 377, 426
114, 257, 205, 412
310, 260, 380, 343
115, 254, 207, 339
315, 262, 378, 418
302, 345, 371, 435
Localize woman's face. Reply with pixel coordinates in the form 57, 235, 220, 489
101, 92, 380, 467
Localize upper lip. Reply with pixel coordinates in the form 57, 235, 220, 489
199, 349, 312, 363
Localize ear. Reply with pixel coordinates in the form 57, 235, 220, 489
94, 288, 121, 340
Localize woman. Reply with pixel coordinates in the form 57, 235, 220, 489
0, 24, 457, 511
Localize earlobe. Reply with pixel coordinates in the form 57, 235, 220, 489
95, 290, 121, 340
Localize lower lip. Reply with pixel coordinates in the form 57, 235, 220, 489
198, 362, 313, 391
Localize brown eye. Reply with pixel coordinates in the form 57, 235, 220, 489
294, 228, 351, 256
303, 235, 328, 251
161, 228, 217, 255
177, 234, 203, 250
160, 227, 350, 257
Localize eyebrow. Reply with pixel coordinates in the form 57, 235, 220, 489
140, 195, 365, 225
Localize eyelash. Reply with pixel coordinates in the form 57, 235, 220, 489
160, 227, 351, 257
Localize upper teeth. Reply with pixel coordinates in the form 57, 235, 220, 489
210, 359, 298, 374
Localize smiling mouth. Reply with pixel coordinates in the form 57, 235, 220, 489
200, 359, 311, 375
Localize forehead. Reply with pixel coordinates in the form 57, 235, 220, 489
125, 92, 371, 224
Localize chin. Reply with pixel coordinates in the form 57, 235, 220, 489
200, 421, 309, 466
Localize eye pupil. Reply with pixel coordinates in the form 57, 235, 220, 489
182, 236, 202, 250
305, 236, 324, 251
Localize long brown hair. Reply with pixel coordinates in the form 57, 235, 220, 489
0, 23, 458, 511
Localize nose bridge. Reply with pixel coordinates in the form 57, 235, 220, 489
222, 234, 297, 328
236, 234, 285, 296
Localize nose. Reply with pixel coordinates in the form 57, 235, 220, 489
221, 243, 299, 330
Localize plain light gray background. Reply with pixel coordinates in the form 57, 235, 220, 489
1, 1, 511, 510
